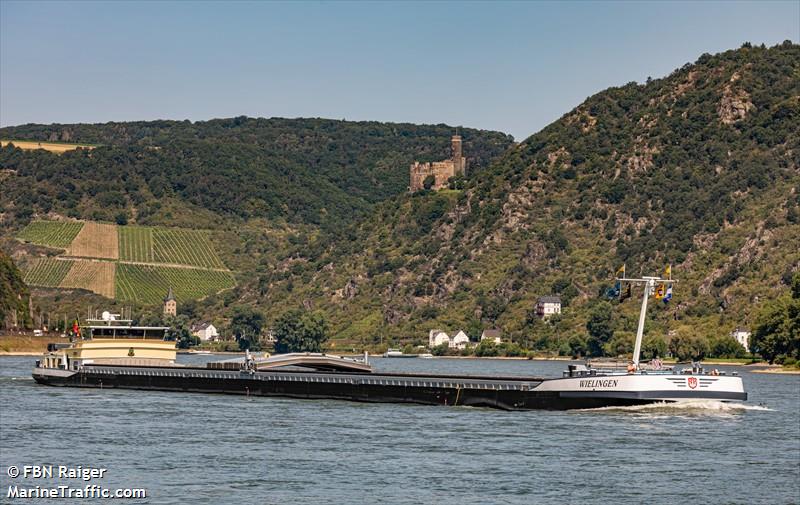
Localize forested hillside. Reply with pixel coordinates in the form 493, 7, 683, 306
0, 118, 513, 228
241, 42, 799, 355
0, 251, 31, 329
2, 43, 797, 360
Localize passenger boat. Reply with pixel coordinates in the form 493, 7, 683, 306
32, 275, 747, 410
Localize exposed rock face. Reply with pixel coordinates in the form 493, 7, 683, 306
383, 307, 404, 325
718, 73, 755, 124
698, 225, 773, 295
547, 147, 570, 168
625, 145, 658, 173
339, 278, 358, 300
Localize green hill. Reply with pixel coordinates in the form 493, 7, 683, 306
241, 42, 800, 354
2, 43, 797, 359
0, 118, 513, 229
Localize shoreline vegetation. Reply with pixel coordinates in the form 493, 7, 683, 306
2, 335, 797, 371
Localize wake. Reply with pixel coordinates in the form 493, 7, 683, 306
579, 400, 772, 413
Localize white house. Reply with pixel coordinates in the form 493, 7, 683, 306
536, 296, 562, 319
452, 330, 470, 350
481, 328, 502, 344
730, 327, 751, 352
191, 322, 219, 342
429, 329, 451, 348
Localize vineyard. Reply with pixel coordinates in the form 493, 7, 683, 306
59, 261, 116, 298
66, 221, 119, 259
17, 221, 84, 248
23, 258, 74, 286
115, 264, 235, 305
152, 228, 225, 269
119, 226, 154, 262
18, 220, 235, 304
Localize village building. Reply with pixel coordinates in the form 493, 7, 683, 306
452, 330, 470, 350
163, 287, 176, 316
481, 328, 502, 344
409, 135, 468, 192
191, 322, 219, 342
429, 329, 451, 348
536, 296, 562, 319
730, 327, 751, 352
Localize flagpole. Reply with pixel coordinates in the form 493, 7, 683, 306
632, 277, 656, 368
616, 273, 678, 370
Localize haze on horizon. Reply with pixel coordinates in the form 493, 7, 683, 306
1, 1, 798, 141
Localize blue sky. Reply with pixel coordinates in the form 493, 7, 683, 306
1, 1, 798, 140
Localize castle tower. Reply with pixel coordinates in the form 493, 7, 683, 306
163, 287, 176, 316
452, 135, 462, 166
451, 135, 466, 176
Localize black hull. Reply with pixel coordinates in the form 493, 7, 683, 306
32, 366, 659, 411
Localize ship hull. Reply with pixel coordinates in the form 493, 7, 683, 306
32, 366, 746, 411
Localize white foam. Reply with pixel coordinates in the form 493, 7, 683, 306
579, 400, 772, 413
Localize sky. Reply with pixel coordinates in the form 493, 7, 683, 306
1, 1, 798, 140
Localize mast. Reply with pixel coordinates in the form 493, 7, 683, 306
616, 273, 677, 370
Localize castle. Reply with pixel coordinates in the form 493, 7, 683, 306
409, 135, 467, 192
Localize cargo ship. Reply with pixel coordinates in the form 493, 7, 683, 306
32, 275, 747, 410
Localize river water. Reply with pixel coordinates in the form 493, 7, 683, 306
0, 355, 798, 504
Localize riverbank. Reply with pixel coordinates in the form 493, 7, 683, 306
751, 367, 800, 375
0, 335, 66, 354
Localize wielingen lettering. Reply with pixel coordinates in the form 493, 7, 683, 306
579, 379, 618, 388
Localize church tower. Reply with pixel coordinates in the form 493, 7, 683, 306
163, 287, 176, 316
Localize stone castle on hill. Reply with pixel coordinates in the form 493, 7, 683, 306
409, 135, 467, 192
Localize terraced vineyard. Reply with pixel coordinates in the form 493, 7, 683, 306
116, 264, 235, 305
66, 221, 119, 259
152, 228, 225, 269
119, 226, 154, 262
18, 220, 235, 304
59, 260, 116, 298
23, 258, 74, 286
17, 221, 84, 248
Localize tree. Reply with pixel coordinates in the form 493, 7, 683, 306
604, 333, 634, 357
273, 309, 328, 353
164, 314, 197, 349
422, 174, 436, 190
668, 332, 710, 362
231, 305, 265, 351
478, 295, 507, 323
586, 301, 615, 356
567, 335, 587, 358
709, 335, 747, 359
751, 274, 800, 363
641, 335, 668, 359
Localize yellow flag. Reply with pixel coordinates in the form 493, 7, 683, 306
664, 264, 671, 279
654, 283, 665, 299
616, 264, 626, 278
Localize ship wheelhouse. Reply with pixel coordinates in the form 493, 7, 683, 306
37, 311, 176, 370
